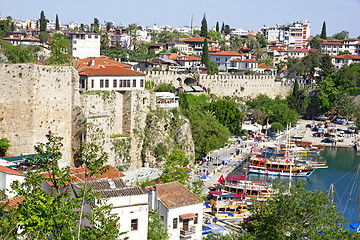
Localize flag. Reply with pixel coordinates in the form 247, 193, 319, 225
218, 175, 225, 184
286, 159, 290, 163
260, 159, 266, 164
240, 173, 246, 180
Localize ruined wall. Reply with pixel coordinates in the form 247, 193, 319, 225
0, 64, 80, 167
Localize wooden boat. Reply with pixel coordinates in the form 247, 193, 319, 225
210, 198, 251, 221
247, 155, 316, 177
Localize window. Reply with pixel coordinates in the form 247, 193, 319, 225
100, 79, 104, 88
73, 40, 77, 44
88, 34, 92, 39
173, 218, 178, 229
119, 79, 123, 87
133, 79, 136, 87
105, 79, 109, 88
91, 79, 94, 88
216, 57, 220, 61
131, 219, 138, 231
140, 79, 144, 87
127, 79, 130, 87
194, 213, 198, 224
113, 79, 117, 88
95, 35, 98, 39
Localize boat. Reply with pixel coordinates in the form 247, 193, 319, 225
247, 154, 317, 177
209, 197, 251, 221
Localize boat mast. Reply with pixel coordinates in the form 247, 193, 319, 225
330, 183, 334, 208
288, 124, 292, 188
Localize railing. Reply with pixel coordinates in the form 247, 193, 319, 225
180, 226, 196, 237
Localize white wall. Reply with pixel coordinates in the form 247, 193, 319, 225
0, 173, 25, 198
70, 34, 100, 59
81, 75, 145, 91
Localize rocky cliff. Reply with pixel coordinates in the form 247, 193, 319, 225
141, 108, 195, 167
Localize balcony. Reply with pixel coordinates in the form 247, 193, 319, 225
180, 226, 196, 237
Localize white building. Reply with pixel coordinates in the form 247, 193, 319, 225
78, 57, 145, 92
230, 28, 248, 36
331, 54, 360, 69
259, 20, 310, 49
67, 31, 100, 59
343, 38, 360, 55
155, 92, 179, 108
0, 166, 24, 198
72, 178, 149, 240
2, 33, 41, 46
320, 41, 344, 56
145, 181, 204, 240
209, 51, 248, 71
176, 56, 202, 68
287, 48, 310, 58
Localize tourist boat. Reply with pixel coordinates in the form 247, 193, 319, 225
209, 197, 251, 221
222, 174, 273, 202
247, 154, 317, 177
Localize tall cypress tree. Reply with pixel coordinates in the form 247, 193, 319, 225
201, 38, 210, 66
221, 22, 225, 34
320, 21, 327, 39
40, 11, 47, 32
200, 14, 207, 38
216, 22, 219, 32
55, 14, 60, 30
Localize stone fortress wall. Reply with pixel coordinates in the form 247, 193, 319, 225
145, 71, 292, 99
0, 64, 80, 167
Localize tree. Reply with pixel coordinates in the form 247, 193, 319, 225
287, 79, 310, 114
245, 181, 350, 239
0, 137, 10, 157
309, 36, 322, 49
333, 30, 349, 41
80, 23, 85, 31
0, 20, 10, 38
55, 14, 60, 30
257, 55, 273, 67
270, 122, 284, 133
92, 18, 100, 32
320, 21, 327, 39
221, 22, 225, 34
318, 54, 335, 81
200, 14, 208, 38
0, 40, 38, 63
160, 149, 189, 185
39, 11, 47, 32
48, 33, 71, 64
147, 211, 169, 240
256, 33, 267, 48
7, 132, 121, 239
224, 25, 231, 35
216, 22, 219, 32
230, 36, 243, 51
201, 38, 210, 66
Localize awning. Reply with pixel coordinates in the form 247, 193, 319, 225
180, 213, 196, 220
226, 174, 246, 181
218, 157, 230, 162
231, 193, 246, 199
209, 190, 222, 195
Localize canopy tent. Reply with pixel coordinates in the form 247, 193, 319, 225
218, 157, 231, 162
201, 175, 210, 180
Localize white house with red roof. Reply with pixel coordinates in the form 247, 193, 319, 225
2, 33, 41, 46
182, 36, 218, 55
343, 38, 360, 55
320, 41, 344, 56
331, 54, 360, 69
0, 166, 24, 198
287, 48, 310, 58
144, 181, 204, 240
209, 51, 249, 71
176, 55, 202, 68
78, 58, 146, 92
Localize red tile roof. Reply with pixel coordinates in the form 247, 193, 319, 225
2, 34, 40, 42
180, 213, 196, 219
79, 65, 145, 77
333, 54, 360, 60
241, 59, 258, 63
258, 64, 275, 69
78, 58, 132, 69
4, 196, 24, 209
70, 165, 125, 181
287, 48, 309, 53
344, 38, 360, 41
156, 181, 203, 209
177, 56, 201, 61
210, 51, 243, 56
0, 165, 23, 176
183, 36, 216, 43
321, 42, 344, 46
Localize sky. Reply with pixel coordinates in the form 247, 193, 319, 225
0, 0, 359, 37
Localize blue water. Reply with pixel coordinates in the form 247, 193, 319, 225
233, 147, 360, 224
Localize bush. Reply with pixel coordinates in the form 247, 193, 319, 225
0, 138, 10, 157
270, 122, 284, 133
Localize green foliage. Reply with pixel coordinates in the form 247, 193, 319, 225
48, 33, 71, 65
318, 54, 335, 81
0, 40, 38, 63
154, 83, 175, 93
201, 38, 210, 66
180, 94, 230, 159
147, 211, 169, 240
270, 122, 284, 133
145, 80, 156, 89
221, 22, 225, 34
320, 21, 327, 39
244, 181, 350, 239
55, 14, 60, 30
155, 142, 168, 160
247, 94, 298, 127
5, 132, 121, 239
39, 11, 47, 32
256, 33, 267, 48
92, 18, 100, 32
339, 50, 351, 55
207, 29, 222, 42
0, 20, 10, 38
39, 31, 50, 44
257, 55, 273, 67
216, 22, 219, 32
190, 179, 206, 200
224, 25, 231, 35
200, 14, 208, 38
309, 36, 322, 49
287, 79, 310, 114
160, 149, 189, 184
207, 61, 219, 75
0, 137, 10, 156
332, 30, 349, 41
209, 99, 243, 135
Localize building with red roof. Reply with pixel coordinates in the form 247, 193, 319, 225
78, 58, 146, 92
287, 48, 310, 58
332, 54, 360, 69
0, 166, 24, 198
2, 33, 40, 46
209, 51, 249, 71
343, 38, 360, 55
182, 36, 218, 55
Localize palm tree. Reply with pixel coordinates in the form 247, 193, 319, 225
230, 36, 243, 51
127, 24, 141, 50
258, 55, 274, 67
